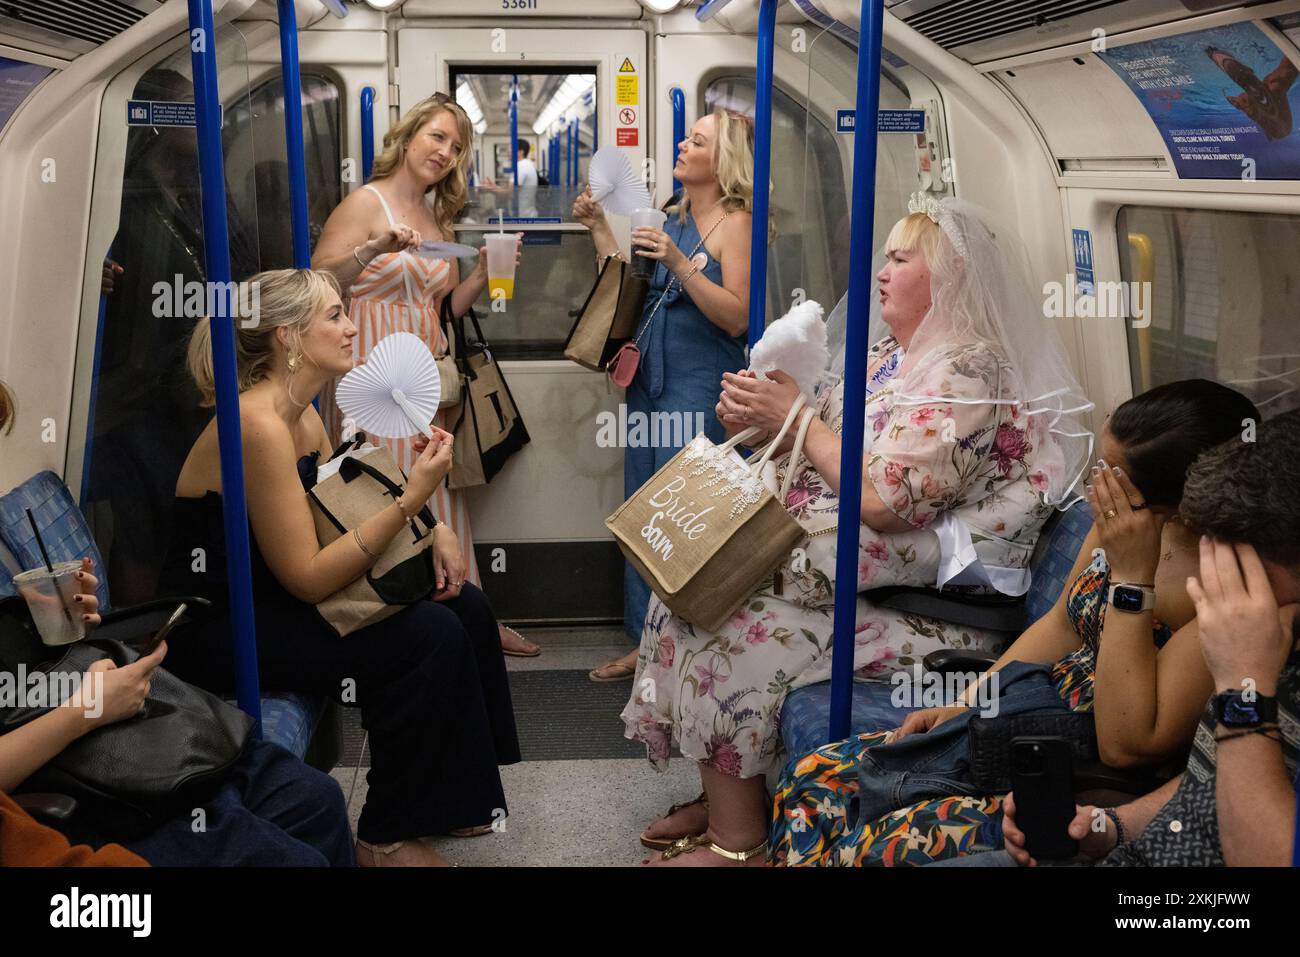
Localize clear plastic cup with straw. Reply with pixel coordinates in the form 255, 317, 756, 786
485, 215, 517, 301
629, 207, 668, 279
14, 561, 86, 646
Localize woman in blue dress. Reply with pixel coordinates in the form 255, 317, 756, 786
573, 108, 762, 681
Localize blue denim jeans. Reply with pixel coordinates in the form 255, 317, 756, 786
851, 661, 1071, 827
112, 740, 355, 867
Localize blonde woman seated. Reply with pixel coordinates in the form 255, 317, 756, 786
621, 196, 1091, 866
164, 269, 520, 867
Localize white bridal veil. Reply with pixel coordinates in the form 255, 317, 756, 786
825, 195, 1094, 509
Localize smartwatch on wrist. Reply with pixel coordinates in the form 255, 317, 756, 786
1214, 690, 1278, 728
1107, 582, 1155, 613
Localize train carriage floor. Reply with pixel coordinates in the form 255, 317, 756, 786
328, 625, 699, 867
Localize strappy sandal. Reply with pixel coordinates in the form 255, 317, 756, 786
500, 625, 541, 658
640, 792, 709, 851
589, 658, 637, 682
657, 834, 768, 865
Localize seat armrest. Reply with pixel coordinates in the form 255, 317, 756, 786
864, 586, 1025, 634
95, 596, 211, 643
923, 648, 1000, 675
13, 792, 77, 823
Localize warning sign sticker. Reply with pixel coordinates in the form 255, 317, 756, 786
618, 57, 636, 73
617, 127, 639, 147
618, 107, 637, 125
616, 75, 638, 105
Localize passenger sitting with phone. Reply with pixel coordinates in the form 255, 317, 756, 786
956, 409, 1300, 867
0, 381, 354, 867
770, 380, 1261, 866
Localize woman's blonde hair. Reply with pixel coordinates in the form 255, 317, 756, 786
885, 212, 950, 280
673, 109, 775, 240
0, 379, 14, 435
370, 93, 474, 237
187, 269, 341, 407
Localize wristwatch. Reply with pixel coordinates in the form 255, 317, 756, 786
1107, 582, 1155, 613
1214, 690, 1278, 728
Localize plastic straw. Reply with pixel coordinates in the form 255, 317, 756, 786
26, 507, 76, 626
498, 213, 505, 234
25, 508, 53, 573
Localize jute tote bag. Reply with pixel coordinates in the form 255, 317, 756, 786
607, 395, 816, 631
307, 444, 440, 636
563, 255, 648, 371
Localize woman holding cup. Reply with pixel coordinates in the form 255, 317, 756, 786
572, 109, 764, 681
313, 94, 535, 657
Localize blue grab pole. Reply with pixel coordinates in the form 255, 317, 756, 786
361, 86, 375, 182
510, 75, 519, 187
747, 0, 777, 349
828, 0, 886, 743
276, 0, 310, 268
187, 0, 263, 733
79, 245, 113, 511
671, 87, 686, 196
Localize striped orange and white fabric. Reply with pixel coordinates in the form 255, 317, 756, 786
323, 213, 481, 585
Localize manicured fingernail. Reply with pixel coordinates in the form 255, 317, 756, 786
82, 614, 91, 622
1090, 467, 1098, 476
74, 595, 83, 603
1112, 467, 1122, 476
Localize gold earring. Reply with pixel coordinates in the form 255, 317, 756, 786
287, 351, 302, 373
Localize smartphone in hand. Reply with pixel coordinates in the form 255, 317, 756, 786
1009, 736, 1077, 861
141, 603, 187, 655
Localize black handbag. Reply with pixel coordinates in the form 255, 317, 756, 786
967, 711, 1099, 793
0, 598, 253, 838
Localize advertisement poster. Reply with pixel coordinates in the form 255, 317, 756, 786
1098, 21, 1300, 179
0, 56, 54, 134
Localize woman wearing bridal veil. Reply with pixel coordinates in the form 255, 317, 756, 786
623, 194, 1092, 866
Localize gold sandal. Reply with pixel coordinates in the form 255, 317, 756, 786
640, 792, 709, 851
658, 834, 768, 864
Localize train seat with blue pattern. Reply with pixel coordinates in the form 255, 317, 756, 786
779, 501, 1093, 758
0, 471, 337, 766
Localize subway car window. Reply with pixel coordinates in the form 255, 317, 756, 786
1118, 206, 1300, 416
82, 44, 342, 604
704, 75, 849, 325
446, 230, 597, 357
226, 72, 343, 268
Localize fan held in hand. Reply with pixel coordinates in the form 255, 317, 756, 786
587, 146, 651, 216
335, 332, 441, 440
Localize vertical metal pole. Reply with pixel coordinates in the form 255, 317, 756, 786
567, 118, 575, 187
510, 74, 519, 187
591, 100, 598, 153
187, 0, 262, 732
79, 246, 113, 513
747, 0, 777, 348
670, 86, 685, 196
276, 0, 310, 268
361, 86, 376, 182
829, 0, 885, 743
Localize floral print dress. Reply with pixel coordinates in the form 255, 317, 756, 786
620, 335, 1060, 779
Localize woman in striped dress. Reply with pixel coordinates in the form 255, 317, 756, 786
313, 93, 537, 657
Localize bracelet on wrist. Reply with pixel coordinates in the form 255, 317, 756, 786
353, 245, 371, 269
353, 526, 378, 559
1103, 807, 1127, 847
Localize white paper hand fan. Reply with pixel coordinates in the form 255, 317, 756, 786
334, 332, 440, 440
587, 146, 651, 216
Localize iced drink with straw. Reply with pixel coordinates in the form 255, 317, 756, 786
14, 561, 86, 646
486, 221, 517, 301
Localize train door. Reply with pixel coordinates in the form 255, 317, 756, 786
394, 24, 648, 623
